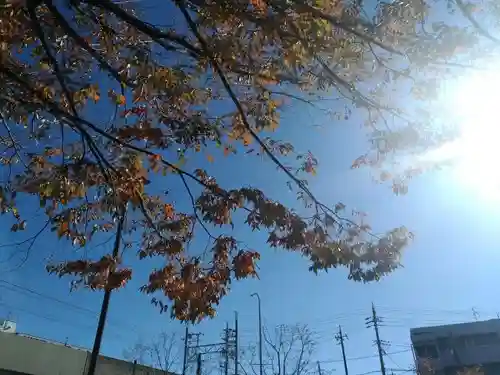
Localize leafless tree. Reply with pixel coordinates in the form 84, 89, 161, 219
124, 332, 182, 374
242, 324, 316, 375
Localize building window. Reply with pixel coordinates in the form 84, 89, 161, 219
415, 344, 439, 359
437, 337, 450, 351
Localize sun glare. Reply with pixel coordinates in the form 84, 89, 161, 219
440, 67, 500, 199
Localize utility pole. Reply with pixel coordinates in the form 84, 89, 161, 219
235, 312, 239, 375
196, 354, 202, 375
183, 326, 190, 375
187, 326, 236, 375
472, 308, 480, 321
251, 293, 263, 375
366, 303, 386, 375
87, 212, 125, 375
224, 322, 230, 375
335, 326, 349, 375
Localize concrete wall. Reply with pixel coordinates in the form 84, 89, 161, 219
0, 332, 88, 375
96, 355, 164, 375
0, 332, 167, 375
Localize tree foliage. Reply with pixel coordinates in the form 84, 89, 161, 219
1, 0, 496, 321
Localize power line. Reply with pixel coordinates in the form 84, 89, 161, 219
0, 279, 140, 334
0, 279, 97, 314
0, 301, 127, 343
319, 349, 411, 364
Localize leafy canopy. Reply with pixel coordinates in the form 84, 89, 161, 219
1, 0, 495, 321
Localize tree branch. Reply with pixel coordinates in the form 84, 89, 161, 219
455, 0, 500, 44
43, 1, 135, 88
85, 0, 202, 57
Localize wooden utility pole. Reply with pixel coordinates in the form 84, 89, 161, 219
366, 303, 386, 375
87, 212, 125, 375
196, 354, 202, 375
224, 322, 229, 375
235, 312, 239, 375
251, 293, 263, 375
183, 326, 189, 375
335, 326, 349, 375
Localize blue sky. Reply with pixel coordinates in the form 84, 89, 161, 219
2, 3, 500, 375
2, 92, 500, 375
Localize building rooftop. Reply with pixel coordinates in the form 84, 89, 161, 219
411, 319, 500, 343
15, 332, 89, 352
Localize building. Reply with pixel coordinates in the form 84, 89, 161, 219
0, 320, 166, 375
410, 319, 500, 375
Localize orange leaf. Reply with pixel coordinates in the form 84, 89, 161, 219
206, 154, 214, 163
117, 95, 126, 106
250, 0, 267, 11
243, 133, 253, 146
57, 221, 69, 238
93, 93, 100, 103
164, 204, 174, 219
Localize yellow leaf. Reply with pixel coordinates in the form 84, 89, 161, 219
206, 154, 214, 163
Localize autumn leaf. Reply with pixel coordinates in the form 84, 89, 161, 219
163, 204, 174, 219
351, 155, 367, 169
57, 222, 69, 239
250, 0, 267, 11
0, 0, 439, 322
243, 132, 253, 146
117, 95, 126, 106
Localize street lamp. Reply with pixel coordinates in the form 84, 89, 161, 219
251, 293, 263, 375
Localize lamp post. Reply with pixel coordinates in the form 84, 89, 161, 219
251, 293, 263, 375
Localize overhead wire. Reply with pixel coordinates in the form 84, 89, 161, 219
0, 301, 128, 344
0, 279, 142, 334
318, 349, 411, 364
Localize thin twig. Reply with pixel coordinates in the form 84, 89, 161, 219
44, 1, 136, 88
0, 111, 28, 169
178, 172, 215, 240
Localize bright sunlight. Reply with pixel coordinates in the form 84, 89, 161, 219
437, 66, 500, 199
